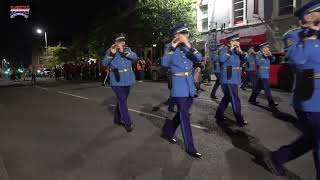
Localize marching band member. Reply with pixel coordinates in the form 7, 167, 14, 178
266, 2, 320, 179
215, 34, 248, 127
102, 33, 138, 132
160, 22, 203, 158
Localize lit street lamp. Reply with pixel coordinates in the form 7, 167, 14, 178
36, 28, 48, 49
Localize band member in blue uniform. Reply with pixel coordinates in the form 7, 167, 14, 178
102, 33, 138, 132
248, 42, 279, 108
160, 23, 203, 158
265, 2, 320, 179
215, 34, 248, 127
210, 43, 224, 100
240, 46, 256, 90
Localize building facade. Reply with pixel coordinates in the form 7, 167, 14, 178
195, 0, 311, 53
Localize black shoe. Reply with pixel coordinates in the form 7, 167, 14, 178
160, 133, 177, 144
210, 95, 218, 100
114, 121, 125, 126
249, 100, 259, 105
186, 151, 202, 158
163, 100, 170, 105
168, 108, 175, 113
263, 153, 285, 176
125, 125, 133, 132
269, 102, 279, 108
237, 121, 248, 127
215, 116, 227, 124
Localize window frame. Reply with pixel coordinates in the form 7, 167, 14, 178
278, 0, 294, 16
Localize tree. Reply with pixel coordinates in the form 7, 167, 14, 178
41, 45, 72, 67
134, 0, 197, 46
87, 0, 197, 59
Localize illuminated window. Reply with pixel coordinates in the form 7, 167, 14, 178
279, 0, 294, 16
234, 0, 245, 25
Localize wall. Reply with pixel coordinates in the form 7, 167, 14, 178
197, 0, 265, 32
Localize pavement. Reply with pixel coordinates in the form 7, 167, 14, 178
0, 79, 315, 180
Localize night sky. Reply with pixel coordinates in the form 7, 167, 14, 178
0, 0, 132, 67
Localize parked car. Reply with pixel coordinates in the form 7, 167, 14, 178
42, 68, 52, 77
37, 68, 52, 77
269, 52, 294, 91
149, 59, 168, 81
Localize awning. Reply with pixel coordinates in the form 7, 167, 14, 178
220, 33, 267, 46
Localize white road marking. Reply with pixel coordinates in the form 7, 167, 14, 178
58, 91, 89, 100
34, 86, 49, 91
191, 124, 208, 130
110, 104, 208, 130
0, 155, 9, 180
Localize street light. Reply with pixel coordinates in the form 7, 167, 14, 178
36, 29, 42, 34
36, 28, 48, 49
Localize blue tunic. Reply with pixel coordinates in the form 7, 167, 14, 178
102, 47, 138, 86
244, 54, 256, 72
255, 52, 275, 79
161, 43, 203, 97
210, 52, 220, 73
219, 47, 242, 85
287, 35, 320, 112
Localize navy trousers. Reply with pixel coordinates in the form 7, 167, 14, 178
216, 84, 244, 123
162, 97, 197, 153
249, 78, 275, 105
272, 111, 320, 180
112, 86, 132, 127
168, 96, 175, 112
211, 73, 221, 97
241, 71, 255, 89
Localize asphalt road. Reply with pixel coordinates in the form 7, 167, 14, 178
0, 79, 315, 180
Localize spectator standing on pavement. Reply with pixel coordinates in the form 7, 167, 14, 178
266, 2, 320, 179
54, 67, 60, 81
193, 63, 202, 96
31, 67, 36, 84
144, 58, 152, 80
135, 58, 145, 82
102, 33, 138, 132
202, 53, 212, 83
160, 22, 203, 158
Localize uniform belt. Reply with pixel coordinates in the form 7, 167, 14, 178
224, 67, 241, 70
315, 72, 320, 79
259, 67, 270, 69
118, 68, 132, 73
173, 72, 192, 76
